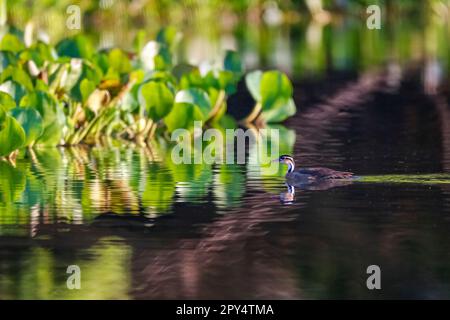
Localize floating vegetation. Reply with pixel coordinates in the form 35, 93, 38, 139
0, 27, 297, 160
359, 174, 450, 185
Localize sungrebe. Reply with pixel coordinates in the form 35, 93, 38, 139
275, 155, 355, 184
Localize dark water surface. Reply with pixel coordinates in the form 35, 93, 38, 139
1, 72, 450, 299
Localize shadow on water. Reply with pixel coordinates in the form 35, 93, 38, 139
1, 66, 450, 298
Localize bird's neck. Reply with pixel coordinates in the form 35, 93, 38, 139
286, 160, 295, 173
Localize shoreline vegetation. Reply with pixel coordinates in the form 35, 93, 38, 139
0, 26, 297, 163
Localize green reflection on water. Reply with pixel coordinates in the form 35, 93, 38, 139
360, 174, 450, 185
0, 237, 131, 299
0, 125, 295, 235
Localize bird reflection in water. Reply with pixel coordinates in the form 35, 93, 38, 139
280, 179, 354, 204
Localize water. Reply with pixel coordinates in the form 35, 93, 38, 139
0, 68, 449, 299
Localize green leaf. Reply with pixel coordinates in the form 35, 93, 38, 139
133, 30, 147, 53
261, 98, 297, 123
10, 107, 44, 146
217, 70, 237, 94
36, 119, 63, 146
0, 105, 5, 122
64, 59, 83, 92
224, 50, 242, 74
0, 66, 34, 91
174, 88, 211, 118
260, 70, 293, 111
0, 92, 16, 111
156, 26, 180, 51
20, 41, 56, 68
56, 35, 94, 59
0, 34, 25, 53
140, 41, 172, 71
20, 91, 65, 146
138, 81, 174, 121
164, 102, 204, 132
245, 70, 297, 123
0, 115, 26, 156
108, 48, 132, 74
0, 80, 27, 104
245, 70, 263, 102
80, 79, 96, 104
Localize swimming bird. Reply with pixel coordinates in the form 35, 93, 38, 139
275, 155, 355, 185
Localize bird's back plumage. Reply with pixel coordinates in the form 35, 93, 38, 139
287, 167, 354, 181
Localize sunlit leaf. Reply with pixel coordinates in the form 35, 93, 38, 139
138, 81, 174, 121
10, 107, 44, 146
0, 92, 16, 111
164, 102, 204, 132
20, 91, 65, 146
0, 34, 25, 53
0, 115, 26, 156
245, 70, 263, 102
174, 88, 211, 118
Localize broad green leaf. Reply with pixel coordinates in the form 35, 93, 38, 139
245, 70, 296, 123
217, 70, 237, 94
245, 70, 263, 102
0, 91, 16, 111
0, 51, 18, 73
20, 41, 56, 68
108, 48, 131, 74
133, 30, 147, 53
261, 98, 297, 123
0, 115, 26, 156
10, 107, 44, 146
164, 102, 204, 132
0, 80, 27, 104
138, 81, 174, 121
0, 105, 5, 122
260, 70, 293, 111
0, 34, 25, 53
172, 64, 197, 81
0, 66, 34, 91
56, 35, 94, 59
156, 26, 180, 51
20, 91, 65, 146
36, 119, 63, 146
224, 50, 242, 74
80, 79, 96, 104
174, 88, 211, 118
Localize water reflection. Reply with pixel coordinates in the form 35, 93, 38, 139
280, 178, 356, 204
0, 130, 296, 234
1, 70, 450, 298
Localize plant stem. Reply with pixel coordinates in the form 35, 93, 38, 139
207, 90, 226, 122
242, 102, 262, 124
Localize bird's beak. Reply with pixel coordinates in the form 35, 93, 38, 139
272, 159, 280, 163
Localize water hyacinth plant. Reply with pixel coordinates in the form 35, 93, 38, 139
0, 27, 297, 161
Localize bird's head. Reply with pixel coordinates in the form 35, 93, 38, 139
274, 155, 295, 173
275, 155, 295, 165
